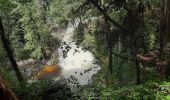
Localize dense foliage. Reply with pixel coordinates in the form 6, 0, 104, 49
0, 0, 170, 99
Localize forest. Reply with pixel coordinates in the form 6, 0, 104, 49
0, 0, 170, 100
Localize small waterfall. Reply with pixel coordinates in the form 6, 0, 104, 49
58, 20, 101, 85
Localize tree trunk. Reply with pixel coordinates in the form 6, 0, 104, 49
159, 0, 170, 80
108, 44, 113, 74
165, 0, 170, 43
105, 18, 113, 74
130, 31, 141, 85
0, 18, 24, 84
118, 35, 122, 52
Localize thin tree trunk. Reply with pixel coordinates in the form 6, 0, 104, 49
0, 18, 24, 84
159, 0, 166, 60
164, 0, 170, 79
165, 0, 170, 42
118, 35, 122, 52
108, 44, 113, 74
159, 0, 170, 81
130, 31, 141, 85
159, 0, 165, 81
105, 18, 113, 74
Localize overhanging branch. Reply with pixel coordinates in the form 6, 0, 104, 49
112, 51, 135, 62
73, 1, 90, 13
104, 0, 117, 10
89, 0, 121, 28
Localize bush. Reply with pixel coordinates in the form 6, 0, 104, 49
17, 49, 31, 60
78, 81, 170, 100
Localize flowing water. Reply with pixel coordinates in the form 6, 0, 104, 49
58, 21, 101, 85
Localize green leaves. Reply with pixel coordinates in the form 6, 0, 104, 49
30, 46, 42, 59
0, 0, 12, 12
79, 81, 170, 99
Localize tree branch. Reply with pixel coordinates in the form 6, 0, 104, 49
112, 51, 135, 62
104, 0, 117, 10
89, 0, 121, 28
73, 1, 90, 13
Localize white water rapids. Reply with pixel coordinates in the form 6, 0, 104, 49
58, 21, 101, 85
